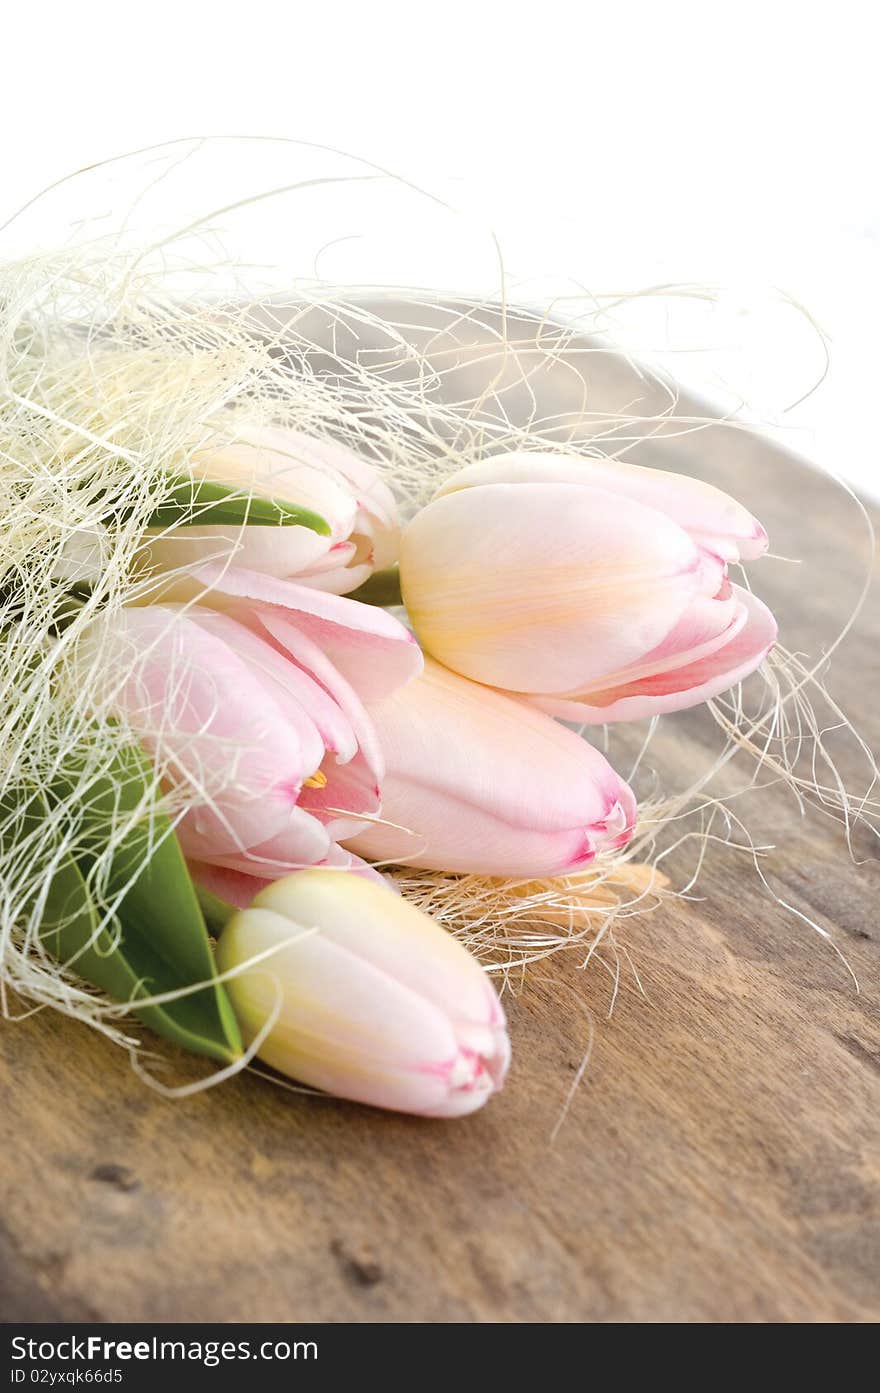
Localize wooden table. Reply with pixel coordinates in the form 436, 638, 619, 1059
1, 318, 878, 1324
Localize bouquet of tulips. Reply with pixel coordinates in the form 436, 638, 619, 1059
1, 402, 777, 1120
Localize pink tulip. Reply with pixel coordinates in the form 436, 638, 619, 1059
216, 870, 510, 1117
345, 657, 636, 875
144, 425, 399, 594
85, 566, 422, 880
189, 854, 386, 912
399, 452, 777, 722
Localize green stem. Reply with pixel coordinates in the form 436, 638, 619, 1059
196, 883, 239, 935
348, 567, 404, 607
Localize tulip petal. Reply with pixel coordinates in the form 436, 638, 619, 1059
189, 563, 423, 702
401, 482, 703, 694
85, 606, 311, 857
284, 431, 401, 570
345, 658, 636, 876
189, 860, 271, 910
531, 585, 777, 722
141, 523, 334, 588
318, 845, 391, 885
295, 431, 398, 534
229, 607, 385, 844
190, 851, 386, 911
187, 607, 360, 768
562, 569, 744, 696
180, 608, 330, 775
199, 805, 335, 877
253, 873, 505, 1058
349, 781, 628, 877
436, 452, 769, 562
252, 611, 385, 790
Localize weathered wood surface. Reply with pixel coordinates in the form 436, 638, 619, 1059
1, 330, 879, 1323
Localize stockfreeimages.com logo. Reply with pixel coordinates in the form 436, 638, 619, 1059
11, 1335, 317, 1370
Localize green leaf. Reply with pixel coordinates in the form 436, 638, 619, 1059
143, 476, 331, 534
6, 741, 243, 1065
195, 882, 238, 935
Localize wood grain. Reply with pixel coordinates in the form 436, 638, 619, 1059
1, 325, 878, 1323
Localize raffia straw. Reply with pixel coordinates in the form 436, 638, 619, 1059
392, 861, 668, 963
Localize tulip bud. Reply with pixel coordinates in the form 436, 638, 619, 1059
216, 870, 510, 1117
399, 452, 776, 722
345, 657, 636, 876
143, 424, 399, 595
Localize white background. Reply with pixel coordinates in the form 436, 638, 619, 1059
3, 1, 879, 498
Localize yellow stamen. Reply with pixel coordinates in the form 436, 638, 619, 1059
303, 769, 328, 790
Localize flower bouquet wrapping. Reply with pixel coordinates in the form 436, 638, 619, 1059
0, 142, 874, 1120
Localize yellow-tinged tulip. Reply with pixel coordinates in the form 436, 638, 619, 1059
216, 870, 509, 1118
399, 452, 776, 722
